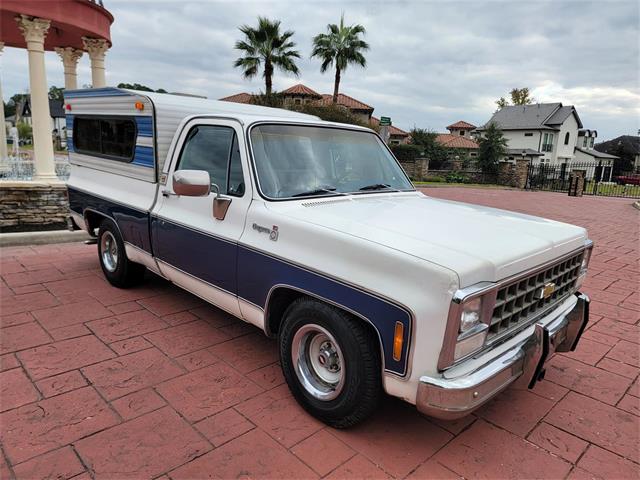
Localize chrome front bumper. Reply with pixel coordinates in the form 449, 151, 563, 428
416, 292, 590, 420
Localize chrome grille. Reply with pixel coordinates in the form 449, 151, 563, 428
488, 251, 583, 340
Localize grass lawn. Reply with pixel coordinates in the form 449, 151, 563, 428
584, 182, 640, 196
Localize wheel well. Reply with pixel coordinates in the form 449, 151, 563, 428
265, 288, 381, 355
83, 210, 107, 237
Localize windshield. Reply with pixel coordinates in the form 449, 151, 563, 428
250, 124, 414, 199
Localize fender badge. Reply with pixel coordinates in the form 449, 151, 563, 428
252, 223, 279, 241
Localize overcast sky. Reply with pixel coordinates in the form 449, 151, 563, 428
2, 0, 638, 140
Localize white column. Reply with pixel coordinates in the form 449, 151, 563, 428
55, 47, 83, 90
0, 42, 8, 161
82, 37, 109, 88
16, 15, 57, 180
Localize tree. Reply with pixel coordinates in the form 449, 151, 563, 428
234, 17, 300, 95
409, 127, 449, 169
477, 122, 508, 173
495, 87, 535, 108
48, 86, 64, 101
311, 15, 369, 104
4, 93, 28, 117
117, 83, 166, 93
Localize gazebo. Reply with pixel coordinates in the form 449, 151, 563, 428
0, 0, 113, 179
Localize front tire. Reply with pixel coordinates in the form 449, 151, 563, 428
97, 218, 146, 288
279, 297, 382, 428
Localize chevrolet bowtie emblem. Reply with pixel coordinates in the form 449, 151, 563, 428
536, 282, 556, 300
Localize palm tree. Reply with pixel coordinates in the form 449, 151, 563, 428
311, 15, 369, 104
233, 17, 300, 95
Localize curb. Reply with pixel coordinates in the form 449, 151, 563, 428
633, 201, 640, 211
0, 230, 91, 247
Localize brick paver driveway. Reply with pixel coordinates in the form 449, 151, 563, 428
1, 187, 638, 479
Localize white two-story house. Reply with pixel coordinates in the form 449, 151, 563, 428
477, 103, 582, 165
477, 103, 616, 180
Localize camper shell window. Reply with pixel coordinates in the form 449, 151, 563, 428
74, 116, 137, 161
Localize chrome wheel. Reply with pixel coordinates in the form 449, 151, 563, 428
100, 231, 118, 273
291, 324, 345, 401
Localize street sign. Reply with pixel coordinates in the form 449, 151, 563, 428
379, 116, 392, 126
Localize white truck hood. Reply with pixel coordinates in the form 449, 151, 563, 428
266, 191, 587, 286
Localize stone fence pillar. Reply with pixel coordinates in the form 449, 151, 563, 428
568, 170, 586, 197
415, 157, 429, 181
498, 161, 514, 186
515, 158, 530, 189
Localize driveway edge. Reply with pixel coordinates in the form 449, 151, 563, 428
0, 230, 91, 247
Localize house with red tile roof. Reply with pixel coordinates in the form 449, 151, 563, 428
220, 83, 375, 123
434, 120, 479, 158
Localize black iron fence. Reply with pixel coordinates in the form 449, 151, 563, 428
526, 161, 640, 198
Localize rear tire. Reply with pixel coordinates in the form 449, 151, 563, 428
279, 297, 382, 428
97, 218, 146, 288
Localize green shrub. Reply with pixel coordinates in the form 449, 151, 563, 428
424, 175, 445, 182
445, 171, 468, 183
17, 122, 32, 141
390, 144, 422, 162
290, 103, 371, 128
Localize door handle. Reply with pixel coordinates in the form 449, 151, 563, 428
162, 190, 176, 197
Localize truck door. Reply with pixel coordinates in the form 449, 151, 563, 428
151, 119, 251, 317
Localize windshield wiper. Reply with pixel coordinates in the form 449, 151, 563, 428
358, 183, 395, 191
291, 186, 337, 198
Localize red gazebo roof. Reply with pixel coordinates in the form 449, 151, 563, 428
0, 0, 113, 50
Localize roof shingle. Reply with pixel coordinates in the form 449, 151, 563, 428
435, 134, 479, 149
281, 84, 322, 97
321, 93, 373, 111
218, 92, 253, 104
447, 120, 476, 130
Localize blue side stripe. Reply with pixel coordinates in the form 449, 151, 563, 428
135, 116, 153, 137
67, 187, 152, 252
66, 188, 412, 376
64, 88, 132, 99
132, 146, 154, 167
237, 247, 411, 375
65, 115, 74, 152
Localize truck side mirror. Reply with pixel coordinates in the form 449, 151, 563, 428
211, 183, 232, 221
172, 170, 211, 197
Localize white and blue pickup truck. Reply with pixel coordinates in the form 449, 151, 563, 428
65, 87, 592, 427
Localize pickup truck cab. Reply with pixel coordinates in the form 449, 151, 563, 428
66, 88, 592, 427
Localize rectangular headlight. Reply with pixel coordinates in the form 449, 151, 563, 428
438, 283, 498, 369
575, 239, 594, 290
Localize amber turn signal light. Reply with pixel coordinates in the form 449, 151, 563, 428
393, 321, 404, 361
134, 101, 145, 111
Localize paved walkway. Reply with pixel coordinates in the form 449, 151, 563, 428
1, 187, 638, 479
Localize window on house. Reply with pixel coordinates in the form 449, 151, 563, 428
583, 137, 588, 148
73, 116, 137, 161
177, 125, 245, 197
294, 98, 302, 105
542, 133, 554, 152
524, 132, 533, 137
459, 130, 464, 136
589, 137, 594, 148
564, 132, 570, 145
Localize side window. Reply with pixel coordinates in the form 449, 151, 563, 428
74, 116, 136, 161
177, 125, 245, 197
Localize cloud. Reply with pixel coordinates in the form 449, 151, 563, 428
1, 0, 638, 139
